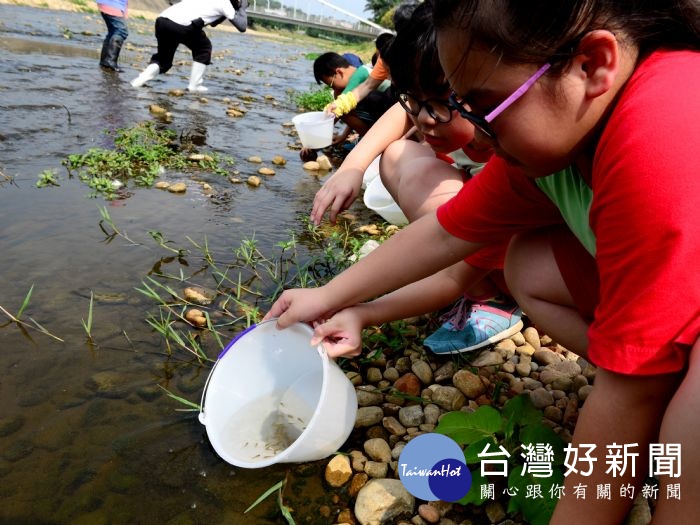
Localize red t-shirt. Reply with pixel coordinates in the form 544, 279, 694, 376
437, 50, 700, 375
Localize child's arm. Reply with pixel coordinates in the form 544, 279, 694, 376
311, 102, 411, 225
309, 261, 468, 357
266, 212, 482, 328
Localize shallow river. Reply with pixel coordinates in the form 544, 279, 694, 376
0, 5, 365, 523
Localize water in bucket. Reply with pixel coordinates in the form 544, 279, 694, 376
199, 321, 357, 468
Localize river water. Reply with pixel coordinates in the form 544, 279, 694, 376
0, 5, 364, 523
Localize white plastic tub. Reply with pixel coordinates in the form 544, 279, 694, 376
363, 175, 409, 226
292, 111, 335, 149
198, 320, 357, 468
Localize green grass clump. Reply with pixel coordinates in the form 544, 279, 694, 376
62, 122, 235, 199
292, 86, 334, 112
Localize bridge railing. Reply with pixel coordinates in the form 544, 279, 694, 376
248, 0, 386, 37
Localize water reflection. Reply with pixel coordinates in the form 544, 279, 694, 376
0, 4, 364, 523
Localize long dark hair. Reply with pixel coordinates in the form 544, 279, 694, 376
433, 0, 700, 70
384, 1, 449, 95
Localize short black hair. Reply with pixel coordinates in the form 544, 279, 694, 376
375, 32, 394, 57
392, 0, 419, 33
313, 52, 350, 84
385, 1, 447, 95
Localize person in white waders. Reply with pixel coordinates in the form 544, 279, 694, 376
131, 0, 247, 92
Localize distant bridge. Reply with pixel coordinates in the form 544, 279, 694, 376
247, 0, 389, 39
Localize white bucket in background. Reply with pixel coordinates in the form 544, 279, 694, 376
361, 154, 382, 190
292, 111, 335, 149
198, 320, 357, 468
363, 175, 409, 226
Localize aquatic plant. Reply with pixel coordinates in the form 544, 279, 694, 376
0, 283, 64, 342
62, 122, 236, 199
36, 169, 59, 187
245, 478, 295, 524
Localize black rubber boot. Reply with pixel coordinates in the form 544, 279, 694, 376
99, 35, 124, 72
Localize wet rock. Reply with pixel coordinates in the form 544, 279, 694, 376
246, 175, 261, 187
350, 450, 368, 472
257, 167, 275, 176
3, 438, 34, 462
271, 155, 286, 166
167, 182, 187, 193
325, 454, 352, 487
247, 156, 262, 163
154, 181, 170, 189
303, 161, 320, 171
317, 155, 332, 170
184, 308, 207, 327
0, 415, 24, 437
422, 404, 441, 425
226, 108, 244, 117
532, 349, 563, 366
183, 286, 214, 305
168, 89, 185, 97
136, 386, 162, 402
148, 104, 167, 115
383, 367, 400, 382
355, 479, 414, 525
366, 367, 383, 383
86, 371, 130, 399
578, 384, 594, 401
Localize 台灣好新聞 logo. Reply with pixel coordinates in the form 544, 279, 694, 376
398, 433, 471, 501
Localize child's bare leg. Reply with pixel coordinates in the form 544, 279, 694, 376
651, 338, 700, 524
379, 139, 463, 222
551, 369, 679, 525
505, 230, 589, 357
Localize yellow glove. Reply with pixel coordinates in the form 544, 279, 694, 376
326, 92, 358, 117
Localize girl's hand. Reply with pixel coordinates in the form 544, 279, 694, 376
311, 307, 365, 358
263, 287, 335, 329
310, 168, 363, 225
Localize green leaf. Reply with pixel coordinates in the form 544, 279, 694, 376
455, 467, 490, 506
507, 466, 564, 525
502, 394, 542, 440
434, 407, 503, 445
519, 423, 567, 466
463, 436, 498, 464
244, 479, 285, 513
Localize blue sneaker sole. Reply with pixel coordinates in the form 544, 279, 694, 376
428, 319, 524, 355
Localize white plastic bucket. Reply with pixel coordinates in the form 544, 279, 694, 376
363, 175, 409, 226
198, 320, 358, 468
292, 111, 335, 149
361, 154, 382, 190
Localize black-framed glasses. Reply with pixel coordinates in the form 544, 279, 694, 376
397, 92, 454, 123
449, 63, 551, 139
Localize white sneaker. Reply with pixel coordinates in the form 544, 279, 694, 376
187, 62, 208, 92
131, 63, 159, 88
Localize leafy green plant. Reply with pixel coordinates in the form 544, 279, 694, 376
435, 394, 566, 525
292, 86, 334, 111
0, 284, 64, 342
36, 169, 59, 188
81, 291, 94, 343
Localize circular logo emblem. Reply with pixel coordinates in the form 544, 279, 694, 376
398, 433, 471, 501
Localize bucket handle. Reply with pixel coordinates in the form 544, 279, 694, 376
198, 323, 258, 424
